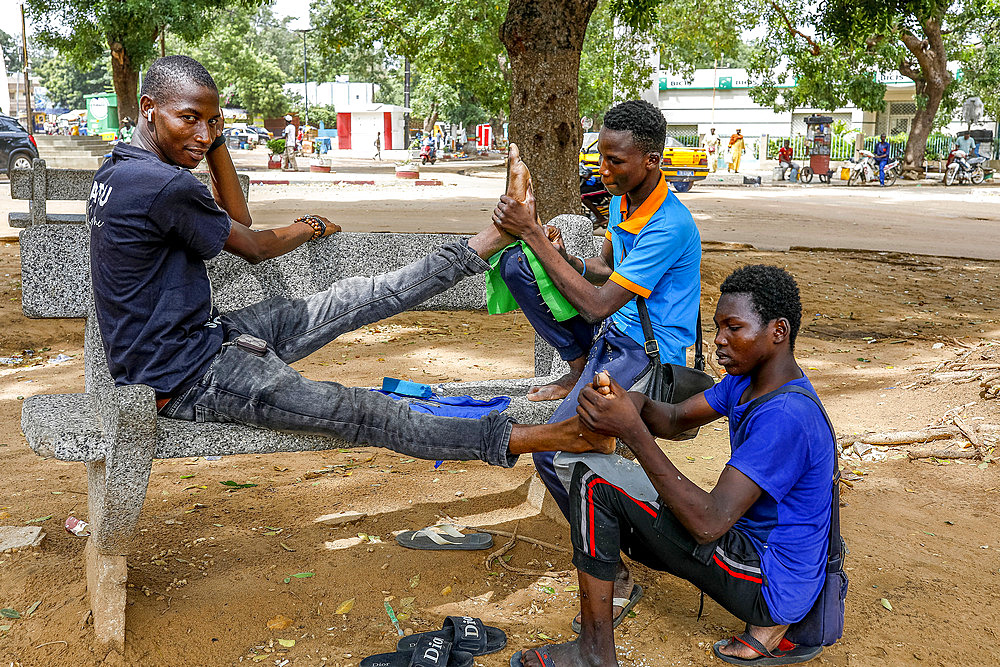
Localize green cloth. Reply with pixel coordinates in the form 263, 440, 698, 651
485, 241, 579, 321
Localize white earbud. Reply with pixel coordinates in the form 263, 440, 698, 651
146, 110, 154, 122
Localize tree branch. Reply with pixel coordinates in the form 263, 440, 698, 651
769, 0, 821, 56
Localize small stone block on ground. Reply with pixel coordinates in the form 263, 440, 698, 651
313, 511, 367, 527
0, 526, 45, 552
415, 179, 443, 186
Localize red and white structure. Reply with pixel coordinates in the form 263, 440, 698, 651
336, 104, 409, 154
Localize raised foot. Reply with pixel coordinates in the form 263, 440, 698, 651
507, 143, 532, 204
515, 641, 617, 667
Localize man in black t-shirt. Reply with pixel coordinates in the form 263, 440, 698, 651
88, 55, 615, 468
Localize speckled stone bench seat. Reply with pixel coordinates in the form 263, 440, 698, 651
12, 159, 597, 651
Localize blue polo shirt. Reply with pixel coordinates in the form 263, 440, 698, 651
605, 176, 701, 365
88, 143, 231, 395
704, 373, 835, 624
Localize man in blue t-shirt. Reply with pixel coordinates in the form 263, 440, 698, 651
88, 55, 620, 478
511, 265, 836, 667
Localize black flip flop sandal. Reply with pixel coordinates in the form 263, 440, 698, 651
395, 525, 493, 551
510, 646, 557, 666
712, 632, 822, 666
362, 635, 473, 667
396, 615, 507, 655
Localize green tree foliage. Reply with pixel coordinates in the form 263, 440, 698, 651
1, 29, 24, 74
169, 4, 292, 117
25, 0, 266, 123
957, 1, 1000, 121
748, 0, 996, 175
35, 57, 112, 109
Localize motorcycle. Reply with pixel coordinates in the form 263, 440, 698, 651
944, 149, 987, 186
420, 144, 437, 165
847, 150, 900, 186
580, 163, 611, 228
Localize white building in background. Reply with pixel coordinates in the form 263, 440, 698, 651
655, 67, 991, 140
283, 80, 378, 110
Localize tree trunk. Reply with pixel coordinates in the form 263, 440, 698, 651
897, 17, 952, 179
109, 41, 140, 126
423, 104, 439, 135
500, 0, 598, 224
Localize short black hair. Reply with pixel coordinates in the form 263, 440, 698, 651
140, 55, 217, 103
720, 264, 802, 349
602, 100, 666, 155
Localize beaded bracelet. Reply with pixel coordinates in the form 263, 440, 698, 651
295, 214, 326, 241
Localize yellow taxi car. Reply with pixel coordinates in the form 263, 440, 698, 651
579, 132, 709, 192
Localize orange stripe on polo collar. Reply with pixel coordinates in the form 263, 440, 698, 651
617, 175, 669, 234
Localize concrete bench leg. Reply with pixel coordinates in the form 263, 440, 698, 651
85, 537, 127, 654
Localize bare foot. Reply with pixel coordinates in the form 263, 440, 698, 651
507, 143, 532, 203
508, 415, 615, 456
527, 372, 580, 402
507, 143, 542, 226
516, 641, 616, 667
716, 624, 791, 660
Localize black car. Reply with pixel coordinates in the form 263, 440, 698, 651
0, 114, 39, 173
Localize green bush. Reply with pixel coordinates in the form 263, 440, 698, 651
267, 138, 286, 155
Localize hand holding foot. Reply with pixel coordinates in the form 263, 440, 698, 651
576, 375, 647, 442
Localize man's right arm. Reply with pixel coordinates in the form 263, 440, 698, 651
224, 215, 340, 265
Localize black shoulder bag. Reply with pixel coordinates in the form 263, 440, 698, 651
636, 298, 715, 440
733, 385, 848, 648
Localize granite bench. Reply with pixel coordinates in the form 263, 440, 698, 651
12, 159, 597, 652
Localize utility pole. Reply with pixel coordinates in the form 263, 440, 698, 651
20, 0, 33, 135
403, 57, 411, 147
295, 29, 313, 127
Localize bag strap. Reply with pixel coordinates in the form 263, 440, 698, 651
730, 384, 842, 567
636, 297, 704, 371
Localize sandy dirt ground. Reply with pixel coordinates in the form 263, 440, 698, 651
1, 212, 999, 667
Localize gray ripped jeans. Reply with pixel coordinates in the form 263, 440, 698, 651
161, 241, 517, 467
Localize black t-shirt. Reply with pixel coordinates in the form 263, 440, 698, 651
88, 143, 232, 395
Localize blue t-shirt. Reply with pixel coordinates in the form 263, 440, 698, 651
605, 176, 701, 366
88, 143, 232, 395
704, 372, 834, 624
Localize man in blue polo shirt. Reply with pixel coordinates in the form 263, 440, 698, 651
493, 99, 701, 622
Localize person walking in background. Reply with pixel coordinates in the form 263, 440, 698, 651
778, 140, 799, 182
874, 134, 891, 187
727, 129, 745, 173
281, 115, 297, 171
374, 132, 382, 161
702, 128, 721, 173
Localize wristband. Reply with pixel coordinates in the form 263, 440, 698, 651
295, 214, 326, 241
207, 134, 227, 154
573, 254, 587, 278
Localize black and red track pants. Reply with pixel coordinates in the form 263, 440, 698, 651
569, 463, 775, 627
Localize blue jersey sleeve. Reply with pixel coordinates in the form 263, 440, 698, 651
726, 396, 814, 503
150, 171, 232, 260
611, 217, 691, 297
704, 373, 736, 415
